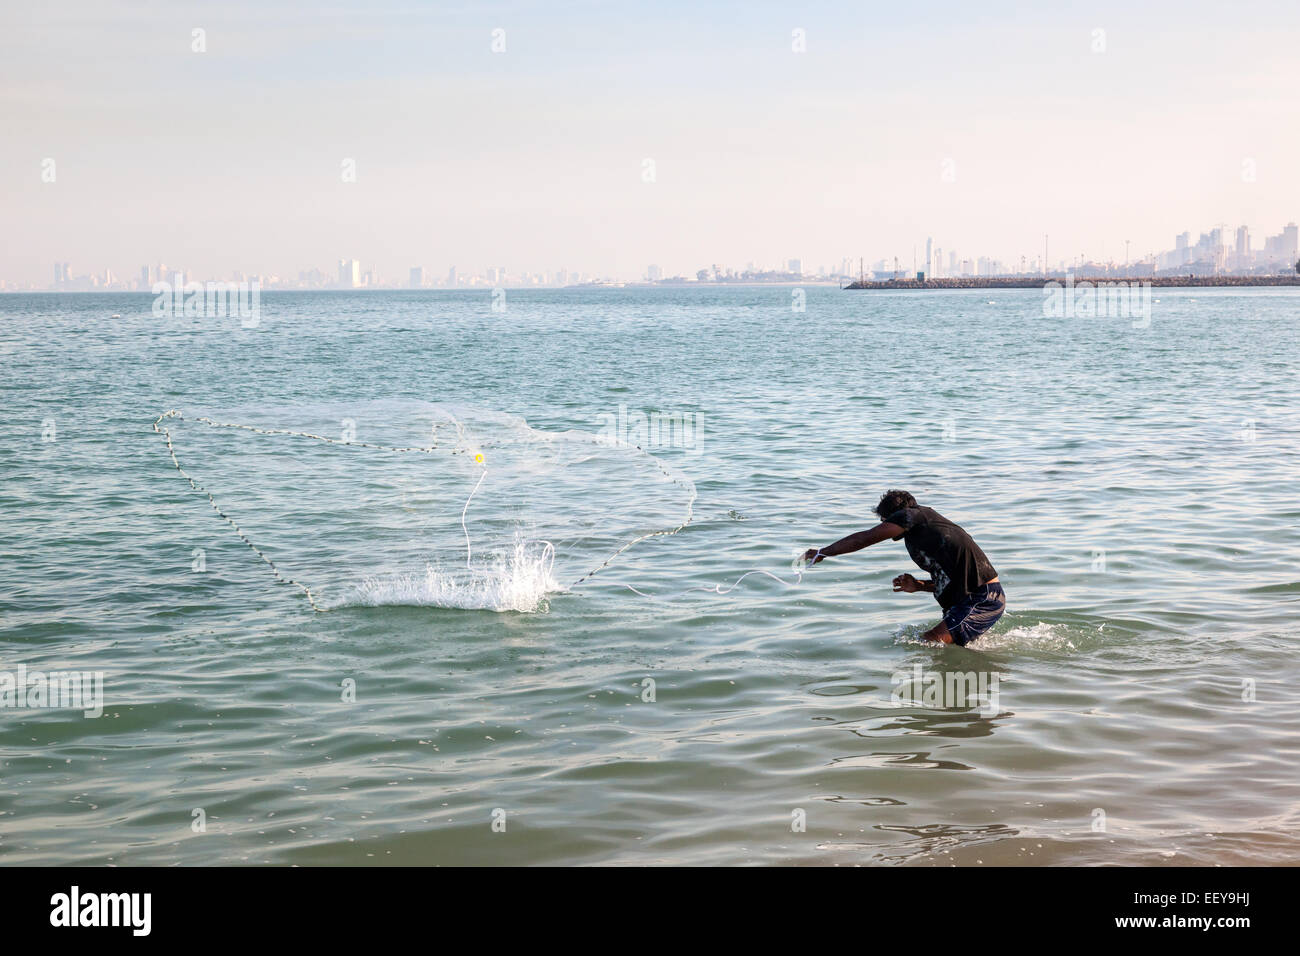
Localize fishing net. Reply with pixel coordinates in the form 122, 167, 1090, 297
155, 400, 696, 611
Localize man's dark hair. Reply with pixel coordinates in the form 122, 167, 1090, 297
875, 489, 916, 519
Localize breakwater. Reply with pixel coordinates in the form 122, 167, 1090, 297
845, 275, 1300, 290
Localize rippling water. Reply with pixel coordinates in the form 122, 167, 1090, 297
3, 287, 1299, 866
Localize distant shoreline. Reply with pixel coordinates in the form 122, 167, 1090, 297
845, 275, 1300, 290
7, 276, 1300, 294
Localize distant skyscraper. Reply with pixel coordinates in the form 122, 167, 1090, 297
924, 237, 933, 277
338, 258, 360, 289
787, 258, 801, 275
646, 264, 662, 281
1235, 226, 1250, 271
1285, 223, 1299, 263
409, 266, 425, 289
447, 266, 457, 287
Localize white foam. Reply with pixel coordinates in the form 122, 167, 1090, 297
337, 537, 562, 612
892, 620, 1082, 652
973, 622, 1079, 652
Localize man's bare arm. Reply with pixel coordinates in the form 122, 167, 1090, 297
803, 522, 904, 564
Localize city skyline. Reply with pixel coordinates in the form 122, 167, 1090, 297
17, 214, 1300, 292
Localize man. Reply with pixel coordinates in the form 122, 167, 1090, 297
802, 489, 1005, 647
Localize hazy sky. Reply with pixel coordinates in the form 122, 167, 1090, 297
4, 0, 1299, 283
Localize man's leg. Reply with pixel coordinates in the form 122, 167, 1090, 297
921, 621, 954, 644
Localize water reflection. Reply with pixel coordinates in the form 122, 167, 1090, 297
818, 823, 1020, 864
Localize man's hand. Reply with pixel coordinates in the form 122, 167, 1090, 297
892, 573, 921, 593
800, 523, 906, 570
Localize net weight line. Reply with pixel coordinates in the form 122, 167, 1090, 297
152, 408, 699, 611
154, 409, 326, 611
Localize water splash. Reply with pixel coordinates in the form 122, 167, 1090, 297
340, 537, 561, 612
892, 619, 1086, 652
975, 622, 1080, 652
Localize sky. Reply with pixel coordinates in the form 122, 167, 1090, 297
3, 0, 1299, 284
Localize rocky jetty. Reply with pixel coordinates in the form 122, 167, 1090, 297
845, 275, 1300, 290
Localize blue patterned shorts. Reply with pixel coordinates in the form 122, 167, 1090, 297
942, 582, 1006, 647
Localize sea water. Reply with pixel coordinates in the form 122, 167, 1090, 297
2, 286, 1298, 865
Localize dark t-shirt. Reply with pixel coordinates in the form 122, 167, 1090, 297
885, 506, 997, 611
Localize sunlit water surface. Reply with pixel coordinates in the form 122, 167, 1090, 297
2, 287, 1298, 865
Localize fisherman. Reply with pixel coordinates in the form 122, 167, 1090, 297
803, 490, 1005, 647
